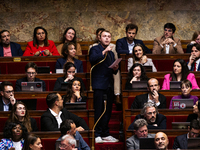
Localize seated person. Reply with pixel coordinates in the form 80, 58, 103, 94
154, 132, 169, 150
126, 119, 155, 150
57, 27, 82, 55
187, 100, 200, 122
63, 78, 87, 103
6, 101, 38, 132
23, 26, 60, 56
55, 42, 83, 72
162, 59, 199, 90
116, 23, 151, 55
169, 80, 199, 109
56, 119, 90, 150
0, 122, 27, 150
128, 43, 157, 72
152, 23, 184, 54
15, 62, 46, 91
22, 134, 43, 150
0, 30, 23, 56
131, 78, 166, 109
128, 102, 166, 130
186, 31, 200, 53
173, 119, 200, 149
41, 92, 89, 131
0, 81, 16, 111
60, 134, 77, 150
125, 63, 149, 90
53, 62, 85, 91
187, 43, 200, 71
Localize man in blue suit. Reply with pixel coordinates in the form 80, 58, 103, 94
188, 43, 200, 71
0, 30, 23, 57
116, 24, 151, 55
89, 30, 119, 143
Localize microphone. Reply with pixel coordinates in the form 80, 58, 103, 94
91, 94, 107, 150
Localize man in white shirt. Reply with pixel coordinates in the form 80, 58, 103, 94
188, 44, 200, 71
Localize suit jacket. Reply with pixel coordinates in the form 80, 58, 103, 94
89, 43, 117, 90
0, 97, 12, 111
131, 93, 166, 109
126, 134, 155, 150
188, 61, 200, 71
116, 37, 151, 54
41, 108, 89, 131
128, 114, 167, 130
152, 35, 184, 54
0, 42, 23, 57
15, 77, 46, 91
173, 134, 187, 149
55, 57, 83, 73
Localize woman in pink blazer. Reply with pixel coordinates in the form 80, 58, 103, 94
162, 59, 199, 90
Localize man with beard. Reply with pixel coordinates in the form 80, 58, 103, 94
41, 92, 89, 131
131, 78, 166, 109
187, 43, 200, 71
0, 81, 16, 111
0, 30, 23, 56
154, 132, 169, 150
116, 24, 151, 55
152, 23, 183, 54
128, 102, 166, 130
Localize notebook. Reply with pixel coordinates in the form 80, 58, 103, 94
65, 102, 86, 110
21, 82, 43, 92
170, 81, 181, 90
172, 99, 194, 109
139, 138, 156, 149
132, 81, 148, 91
171, 122, 190, 129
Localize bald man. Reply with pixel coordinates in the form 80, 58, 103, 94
154, 132, 169, 150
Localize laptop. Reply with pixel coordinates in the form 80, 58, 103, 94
143, 66, 152, 72
65, 102, 86, 110
37, 66, 50, 74
132, 81, 148, 91
170, 81, 181, 90
172, 122, 190, 129
21, 82, 43, 92
172, 99, 194, 109
139, 138, 156, 149
188, 138, 200, 149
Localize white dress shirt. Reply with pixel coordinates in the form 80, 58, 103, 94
49, 108, 63, 128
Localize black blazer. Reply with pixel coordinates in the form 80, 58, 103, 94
41, 108, 89, 131
0, 97, 12, 111
0, 42, 23, 57
173, 134, 187, 149
131, 93, 166, 109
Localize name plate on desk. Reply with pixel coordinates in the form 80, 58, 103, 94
13, 57, 21, 62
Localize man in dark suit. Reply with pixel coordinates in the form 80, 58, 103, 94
188, 43, 200, 71
128, 102, 166, 130
116, 24, 151, 55
154, 132, 169, 150
89, 30, 119, 143
0, 30, 23, 57
173, 119, 200, 149
41, 92, 89, 131
0, 81, 16, 111
131, 78, 166, 109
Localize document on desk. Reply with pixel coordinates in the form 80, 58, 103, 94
109, 58, 122, 69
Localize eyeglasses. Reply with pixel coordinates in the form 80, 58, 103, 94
59, 144, 70, 149
4, 90, 14, 94
26, 72, 36, 75
190, 131, 199, 136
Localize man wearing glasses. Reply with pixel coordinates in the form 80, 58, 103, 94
173, 119, 200, 149
128, 102, 166, 130
15, 62, 46, 91
152, 23, 184, 54
59, 134, 77, 150
0, 81, 16, 111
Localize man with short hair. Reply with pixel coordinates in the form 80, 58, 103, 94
116, 24, 151, 55
173, 119, 200, 149
89, 30, 119, 143
58, 119, 90, 150
154, 132, 169, 150
131, 78, 166, 109
15, 62, 46, 91
188, 44, 200, 71
128, 102, 166, 130
152, 23, 183, 54
59, 134, 77, 150
0, 30, 23, 57
41, 93, 89, 131
126, 119, 155, 150
0, 81, 16, 111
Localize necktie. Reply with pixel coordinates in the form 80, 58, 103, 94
194, 61, 197, 71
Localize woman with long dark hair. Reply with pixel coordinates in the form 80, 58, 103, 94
22, 134, 43, 150
162, 59, 199, 90
23, 26, 59, 56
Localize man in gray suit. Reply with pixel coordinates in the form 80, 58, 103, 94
126, 119, 155, 150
